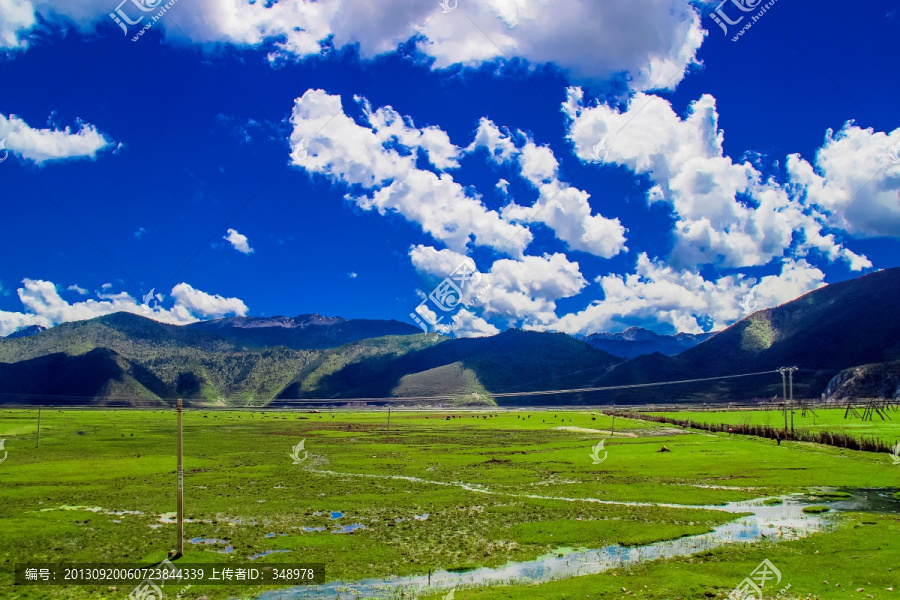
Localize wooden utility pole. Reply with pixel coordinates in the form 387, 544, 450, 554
176, 399, 184, 558
36, 406, 41, 448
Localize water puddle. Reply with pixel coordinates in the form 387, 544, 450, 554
38, 506, 144, 518
254, 488, 896, 600
332, 524, 365, 534
413, 514, 429, 521
329, 512, 343, 520
157, 512, 201, 525
45, 505, 104, 513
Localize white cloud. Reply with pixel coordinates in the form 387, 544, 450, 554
289, 89, 531, 256
409, 244, 587, 330
0, 114, 116, 165
5, 1, 704, 90
450, 308, 500, 338
169, 283, 249, 319
0, 279, 248, 336
0, 0, 35, 49
407, 241, 828, 337
786, 124, 900, 239
67, 284, 87, 295
469, 118, 628, 258
563, 88, 872, 271
551, 254, 826, 335
223, 228, 254, 254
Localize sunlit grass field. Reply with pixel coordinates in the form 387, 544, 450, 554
646, 407, 900, 444
0, 408, 898, 599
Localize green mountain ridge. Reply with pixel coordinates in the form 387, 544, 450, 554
0, 267, 897, 406
275, 329, 622, 405
588, 267, 900, 403
185, 314, 421, 349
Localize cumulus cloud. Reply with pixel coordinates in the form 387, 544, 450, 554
223, 228, 254, 254
786, 124, 900, 239
551, 254, 826, 335
409, 244, 587, 331
408, 239, 830, 337
0, 114, 116, 165
450, 309, 500, 338
289, 89, 531, 256
0, 279, 248, 336
469, 118, 627, 258
563, 88, 872, 271
0, 0, 35, 49
169, 283, 249, 319
4, 0, 705, 90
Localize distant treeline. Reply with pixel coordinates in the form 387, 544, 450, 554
609, 411, 895, 454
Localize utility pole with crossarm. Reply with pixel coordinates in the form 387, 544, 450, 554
778, 367, 799, 434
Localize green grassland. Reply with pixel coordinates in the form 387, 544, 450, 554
646, 408, 900, 444
0, 408, 898, 599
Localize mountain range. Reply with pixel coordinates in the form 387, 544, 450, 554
185, 314, 419, 349
583, 327, 714, 359
0, 267, 897, 406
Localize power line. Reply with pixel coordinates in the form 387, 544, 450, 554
277, 369, 779, 403
0, 368, 777, 405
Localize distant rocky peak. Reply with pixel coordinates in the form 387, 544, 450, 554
5, 324, 48, 338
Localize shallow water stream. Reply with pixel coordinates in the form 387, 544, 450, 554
251, 488, 895, 600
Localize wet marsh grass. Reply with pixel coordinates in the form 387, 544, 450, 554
0, 408, 897, 599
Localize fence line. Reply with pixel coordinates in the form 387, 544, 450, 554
611, 410, 896, 454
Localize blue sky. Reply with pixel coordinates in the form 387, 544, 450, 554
0, 0, 898, 338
